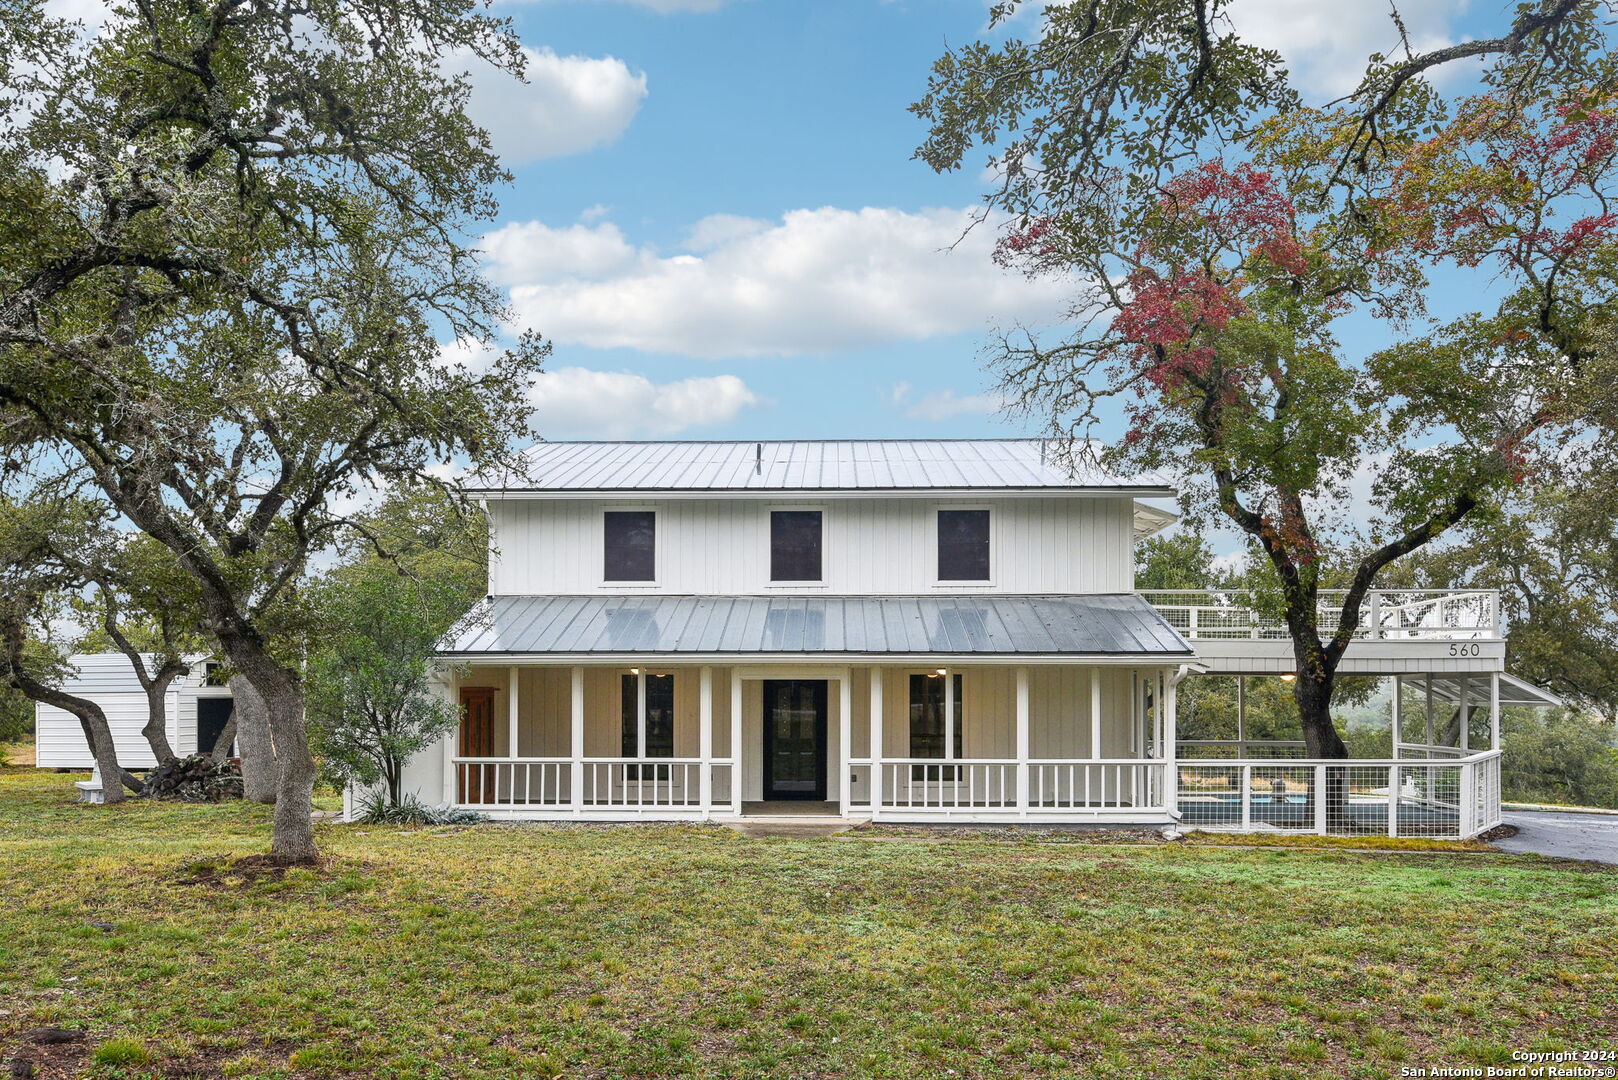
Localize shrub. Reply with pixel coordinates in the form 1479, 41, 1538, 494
354, 793, 487, 826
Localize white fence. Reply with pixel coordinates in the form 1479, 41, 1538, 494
1142, 589, 1500, 641
1176, 750, 1503, 839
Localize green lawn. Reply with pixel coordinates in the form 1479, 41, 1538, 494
1, 770, 1614, 1080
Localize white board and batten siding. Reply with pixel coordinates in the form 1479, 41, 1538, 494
487, 496, 1138, 597
34, 654, 228, 769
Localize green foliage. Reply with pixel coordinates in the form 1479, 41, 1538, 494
354, 792, 488, 826
306, 487, 486, 804
1135, 532, 1233, 591
1500, 708, 1618, 809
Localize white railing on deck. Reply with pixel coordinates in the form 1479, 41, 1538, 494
1141, 589, 1500, 641
1176, 749, 1502, 839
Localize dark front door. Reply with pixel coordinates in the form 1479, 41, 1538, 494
762, 680, 828, 801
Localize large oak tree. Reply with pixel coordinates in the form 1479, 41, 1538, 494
0, 0, 544, 861
913, 0, 1617, 756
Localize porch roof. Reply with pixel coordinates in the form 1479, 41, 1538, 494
440, 594, 1194, 659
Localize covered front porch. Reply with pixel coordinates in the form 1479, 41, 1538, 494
429, 660, 1182, 824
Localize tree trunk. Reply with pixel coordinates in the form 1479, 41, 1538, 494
10, 679, 141, 800
208, 711, 239, 761
140, 669, 182, 766
226, 659, 318, 864
231, 674, 279, 804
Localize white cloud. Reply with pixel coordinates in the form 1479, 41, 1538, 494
479, 219, 645, 286
459, 46, 647, 165
486, 206, 1072, 359
528, 367, 762, 437
1229, 0, 1467, 98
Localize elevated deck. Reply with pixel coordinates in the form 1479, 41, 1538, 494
1142, 590, 1505, 674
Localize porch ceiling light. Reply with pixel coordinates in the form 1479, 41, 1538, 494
629, 667, 641, 675
934, 668, 947, 676
1280, 673, 1296, 683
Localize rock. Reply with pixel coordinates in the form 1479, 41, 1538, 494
87, 921, 114, 933
24, 1028, 84, 1045
10, 1056, 34, 1079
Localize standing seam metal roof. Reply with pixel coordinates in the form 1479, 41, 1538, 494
469, 440, 1173, 493
440, 594, 1194, 656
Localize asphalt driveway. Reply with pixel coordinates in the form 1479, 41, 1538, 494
1496, 810, 1618, 865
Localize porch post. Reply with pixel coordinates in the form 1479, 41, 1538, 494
1489, 671, 1501, 751
507, 666, 520, 756
1424, 674, 1435, 746
1392, 676, 1403, 752
1015, 666, 1030, 818
729, 668, 743, 816
870, 666, 884, 820
699, 665, 714, 818
1089, 668, 1102, 760
1164, 667, 1181, 818
1459, 676, 1470, 752
570, 666, 584, 817
839, 673, 853, 817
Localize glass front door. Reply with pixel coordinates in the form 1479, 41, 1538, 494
763, 680, 828, 800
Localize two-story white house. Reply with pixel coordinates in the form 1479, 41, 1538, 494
392, 439, 1555, 839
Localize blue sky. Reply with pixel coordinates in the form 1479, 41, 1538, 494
460, 0, 1506, 444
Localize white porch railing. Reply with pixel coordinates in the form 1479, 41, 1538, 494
452, 757, 735, 813
850, 759, 1168, 817
1141, 589, 1500, 641
1176, 749, 1502, 839
1177, 739, 1308, 759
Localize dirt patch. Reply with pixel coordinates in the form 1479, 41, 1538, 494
1477, 823, 1520, 842
5, 1028, 88, 1080
170, 855, 319, 890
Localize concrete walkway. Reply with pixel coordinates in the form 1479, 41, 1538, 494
1496, 810, 1618, 866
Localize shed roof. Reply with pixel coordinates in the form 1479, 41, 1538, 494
468, 440, 1173, 495
440, 594, 1194, 658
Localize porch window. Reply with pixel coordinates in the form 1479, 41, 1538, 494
909, 672, 963, 779
937, 509, 990, 581
604, 511, 656, 582
621, 673, 675, 775
770, 510, 822, 582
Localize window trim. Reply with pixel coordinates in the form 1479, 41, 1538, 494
620, 669, 676, 775
602, 506, 660, 586
905, 668, 964, 780
765, 505, 828, 587
931, 505, 994, 587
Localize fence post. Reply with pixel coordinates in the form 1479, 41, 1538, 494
1459, 762, 1475, 839
1369, 592, 1382, 639
1313, 764, 1328, 835
1387, 765, 1400, 838
1240, 765, 1251, 832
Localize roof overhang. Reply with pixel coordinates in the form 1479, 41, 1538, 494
440, 593, 1194, 659
467, 487, 1179, 501
1398, 672, 1564, 708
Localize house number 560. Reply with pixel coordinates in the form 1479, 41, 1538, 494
1448, 643, 1481, 657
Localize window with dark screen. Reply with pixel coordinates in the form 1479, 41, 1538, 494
603, 511, 656, 581
770, 510, 823, 581
909, 672, 964, 780
936, 509, 991, 581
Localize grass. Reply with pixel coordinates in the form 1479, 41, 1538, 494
1, 769, 1615, 1079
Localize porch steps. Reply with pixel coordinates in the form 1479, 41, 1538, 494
717, 816, 869, 838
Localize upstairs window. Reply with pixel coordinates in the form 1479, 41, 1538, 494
621, 672, 675, 773
770, 510, 823, 582
937, 509, 991, 581
909, 672, 963, 779
604, 511, 656, 582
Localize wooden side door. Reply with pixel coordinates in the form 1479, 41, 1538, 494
458, 687, 496, 803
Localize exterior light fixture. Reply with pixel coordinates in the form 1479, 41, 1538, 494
934, 668, 948, 676
1280, 673, 1296, 683
629, 668, 641, 676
